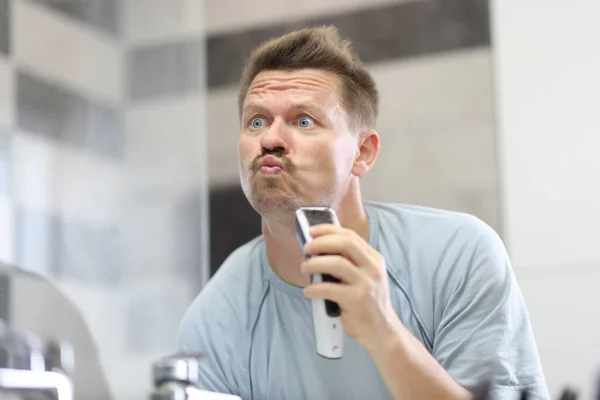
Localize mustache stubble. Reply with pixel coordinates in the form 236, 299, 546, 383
249, 148, 297, 174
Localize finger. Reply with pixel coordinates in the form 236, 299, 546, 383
309, 224, 345, 237
301, 255, 363, 284
303, 282, 350, 306
305, 233, 374, 267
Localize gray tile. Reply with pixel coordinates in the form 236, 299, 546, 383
127, 40, 204, 101
0, 273, 9, 322
15, 207, 122, 283
29, 0, 119, 37
0, 0, 9, 55
209, 184, 261, 276
206, 0, 490, 88
16, 71, 123, 160
0, 127, 10, 195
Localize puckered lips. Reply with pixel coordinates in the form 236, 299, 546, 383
258, 156, 284, 175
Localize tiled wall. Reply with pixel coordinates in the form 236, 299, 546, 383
0, 0, 9, 56
204, 0, 499, 274
2, 0, 124, 277
0, 0, 14, 265
0, 0, 208, 398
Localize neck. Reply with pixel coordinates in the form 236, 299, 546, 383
262, 181, 370, 287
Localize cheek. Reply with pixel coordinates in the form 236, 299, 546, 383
331, 138, 356, 168
238, 136, 257, 163
311, 149, 347, 183
307, 144, 336, 169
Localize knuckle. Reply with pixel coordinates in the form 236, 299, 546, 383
372, 263, 385, 279
371, 268, 383, 281
372, 254, 386, 277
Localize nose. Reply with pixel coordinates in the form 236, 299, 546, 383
259, 118, 289, 154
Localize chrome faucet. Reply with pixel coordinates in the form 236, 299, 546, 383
0, 319, 74, 400
149, 353, 241, 400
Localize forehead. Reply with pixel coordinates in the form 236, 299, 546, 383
244, 69, 342, 110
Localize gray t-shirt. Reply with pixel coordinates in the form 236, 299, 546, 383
177, 202, 549, 400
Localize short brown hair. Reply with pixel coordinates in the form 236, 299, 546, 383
237, 25, 379, 131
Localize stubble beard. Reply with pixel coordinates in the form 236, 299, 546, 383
241, 156, 343, 224
247, 177, 303, 224
241, 151, 303, 222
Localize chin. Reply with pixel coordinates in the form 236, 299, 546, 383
252, 193, 300, 218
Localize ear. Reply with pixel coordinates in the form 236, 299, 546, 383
352, 129, 380, 177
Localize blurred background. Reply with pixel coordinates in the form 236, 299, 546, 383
0, 0, 598, 398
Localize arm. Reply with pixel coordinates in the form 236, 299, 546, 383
365, 317, 470, 400
302, 224, 469, 399
302, 221, 549, 400
176, 288, 246, 396
429, 222, 549, 399
366, 221, 549, 399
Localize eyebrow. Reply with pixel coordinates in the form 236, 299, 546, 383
242, 102, 326, 117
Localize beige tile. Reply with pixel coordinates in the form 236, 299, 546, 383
123, 0, 205, 46
13, 0, 122, 104
372, 48, 494, 137
0, 57, 12, 128
367, 122, 497, 191
363, 49, 499, 224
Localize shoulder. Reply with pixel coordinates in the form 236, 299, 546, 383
175, 239, 267, 396
366, 201, 500, 258
177, 236, 268, 350
366, 201, 508, 301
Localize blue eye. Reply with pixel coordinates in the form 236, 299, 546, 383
250, 117, 265, 129
298, 116, 315, 128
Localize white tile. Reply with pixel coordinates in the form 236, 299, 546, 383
518, 267, 600, 399
13, 0, 122, 104
123, 0, 205, 46
205, 0, 421, 35
12, 132, 122, 226
0, 195, 14, 264
0, 57, 13, 128
492, 0, 600, 268
125, 97, 208, 191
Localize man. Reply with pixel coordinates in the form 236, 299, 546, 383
177, 26, 549, 400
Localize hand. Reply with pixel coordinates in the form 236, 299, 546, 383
301, 224, 401, 351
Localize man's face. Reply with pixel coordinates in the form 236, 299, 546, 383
238, 68, 360, 220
